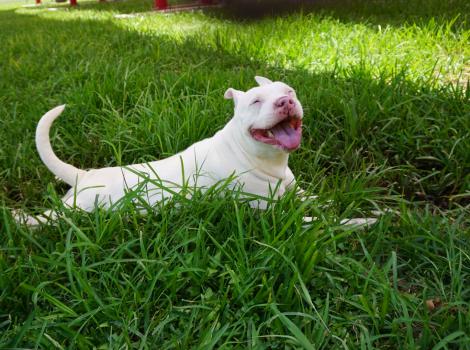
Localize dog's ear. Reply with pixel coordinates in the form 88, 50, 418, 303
255, 76, 273, 86
224, 88, 243, 105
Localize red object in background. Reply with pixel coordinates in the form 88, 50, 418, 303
53, 0, 213, 11
31, 0, 213, 11
155, 0, 168, 9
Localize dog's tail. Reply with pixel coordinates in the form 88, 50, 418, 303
36, 105, 86, 186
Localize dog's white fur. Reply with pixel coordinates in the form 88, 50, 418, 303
16, 76, 378, 227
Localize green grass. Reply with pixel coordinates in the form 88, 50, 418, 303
1, 0, 469, 348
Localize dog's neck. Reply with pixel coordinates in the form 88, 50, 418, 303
217, 118, 289, 180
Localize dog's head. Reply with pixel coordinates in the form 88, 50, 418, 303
225, 76, 303, 155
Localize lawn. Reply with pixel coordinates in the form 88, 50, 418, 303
0, 0, 469, 348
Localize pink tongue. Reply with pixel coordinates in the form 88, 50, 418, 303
270, 120, 301, 150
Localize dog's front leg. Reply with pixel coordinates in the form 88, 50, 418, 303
13, 209, 58, 227
284, 166, 318, 201
284, 167, 320, 223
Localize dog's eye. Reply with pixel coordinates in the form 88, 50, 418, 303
251, 99, 261, 105
287, 90, 295, 95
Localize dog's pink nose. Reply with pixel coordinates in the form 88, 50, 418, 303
275, 96, 295, 108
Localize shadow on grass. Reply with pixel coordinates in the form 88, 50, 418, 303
23, 0, 470, 31
0, 7, 468, 209
218, 0, 469, 30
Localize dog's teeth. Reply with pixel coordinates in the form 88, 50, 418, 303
267, 130, 274, 138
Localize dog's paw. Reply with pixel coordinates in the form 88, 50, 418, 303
340, 217, 378, 228
11, 209, 26, 224
11, 209, 54, 227
302, 216, 317, 223
11, 209, 40, 227
299, 194, 318, 202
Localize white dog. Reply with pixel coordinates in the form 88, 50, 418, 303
16, 76, 379, 227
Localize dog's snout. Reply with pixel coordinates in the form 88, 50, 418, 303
275, 96, 295, 108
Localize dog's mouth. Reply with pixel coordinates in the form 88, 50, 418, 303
250, 115, 302, 151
